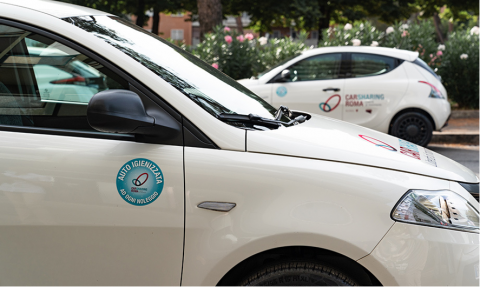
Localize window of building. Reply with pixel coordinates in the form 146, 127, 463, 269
171, 29, 184, 41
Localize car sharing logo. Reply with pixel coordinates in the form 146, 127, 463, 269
359, 135, 397, 151
132, 173, 148, 186
319, 94, 341, 112
116, 158, 164, 206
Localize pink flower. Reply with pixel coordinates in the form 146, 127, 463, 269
236, 35, 244, 42
212, 63, 219, 69
436, 50, 443, 56
225, 35, 232, 44
401, 30, 409, 37
245, 33, 254, 40
430, 54, 433, 58
224, 27, 230, 32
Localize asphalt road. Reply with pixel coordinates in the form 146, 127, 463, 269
428, 144, 479, 176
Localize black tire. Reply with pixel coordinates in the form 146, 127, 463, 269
390, 111, 433, 147
238, 261, 358, 286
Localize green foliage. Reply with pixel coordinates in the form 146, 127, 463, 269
186, 26, 309, 79
436, 31, 479, 109
320, 21, 439, 64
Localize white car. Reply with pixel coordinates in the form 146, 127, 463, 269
238, 47, 451, 147
0, 1, 478, 286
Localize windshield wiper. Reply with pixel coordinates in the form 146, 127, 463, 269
274, 105, 293, 120
218, 112, 307, 130
218, 113, 282, 129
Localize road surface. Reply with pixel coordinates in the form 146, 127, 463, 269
428, 144, 479, 177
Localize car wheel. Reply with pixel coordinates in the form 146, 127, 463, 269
238, 261, 358, 286
390, 112, 433, 147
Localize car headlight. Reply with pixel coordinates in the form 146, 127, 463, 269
392, 190, 479, 233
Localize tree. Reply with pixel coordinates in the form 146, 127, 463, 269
414, 0, 479, 43
224, 0, 417, 41
197, 0, 223, 40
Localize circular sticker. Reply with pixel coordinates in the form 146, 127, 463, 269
116, 158, 164, 206
276, 86, 287, 97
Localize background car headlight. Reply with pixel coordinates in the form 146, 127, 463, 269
392, 190, 479, 233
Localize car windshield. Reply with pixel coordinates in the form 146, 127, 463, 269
257, 54, 302, 79
64, 16, 281, 125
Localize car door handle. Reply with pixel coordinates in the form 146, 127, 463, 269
323, 88, 340, 92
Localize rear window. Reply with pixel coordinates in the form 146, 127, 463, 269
351, 53, 398, 78
412, 58, 440, 79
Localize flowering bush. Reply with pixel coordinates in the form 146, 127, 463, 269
189, 26, 309, 80
321, 21, 438, 65
436, 30, 479, 109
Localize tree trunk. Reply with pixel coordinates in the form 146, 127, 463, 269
317, 4, 330, 43
433, 13, 444, 43
235, 16, 244, 35
152, 6, 160, 35
135, 0, 146, 27
197, 0, 223, 41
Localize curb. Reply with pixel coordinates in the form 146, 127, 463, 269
451, 110, 479, 119
431, 134, 479, 145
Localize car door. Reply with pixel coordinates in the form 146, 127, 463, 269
270, 53, 345, 119
342, 53, 408, 129
0, 23, 184, 285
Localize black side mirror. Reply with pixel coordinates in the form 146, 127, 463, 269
87, 89, 154, 134
274, 69, 290, 82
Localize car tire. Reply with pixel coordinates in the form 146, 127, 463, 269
238, 261, 358, 286
390, 112, 433, 147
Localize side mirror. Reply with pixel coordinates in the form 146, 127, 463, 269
87, 89, 155, 134
275, 69, 290, 82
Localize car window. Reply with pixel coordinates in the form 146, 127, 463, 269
351, 53, 396, 78
0, 24, 128, 130
288, 53, 342, 82
412, 58, 440, 79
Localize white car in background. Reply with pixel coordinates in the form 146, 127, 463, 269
0, 1, 477, 286
239, 47, 450, 146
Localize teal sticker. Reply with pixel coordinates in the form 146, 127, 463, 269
276, 86, 287, 97
116, 158, 164, 206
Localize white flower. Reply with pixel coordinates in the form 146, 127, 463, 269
400, 24, 409, 31
460, 53, 468, 60
386, 27, 394, 34
258, 37, 268, 45
470, 26, 479, 35
351, 39, 361, 46
359, 23, 364, 29
370, 41, 379, 47
437, 44, 445, 51
344, 23, 353, 30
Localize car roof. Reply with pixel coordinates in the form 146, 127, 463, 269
301, 46, 419, 62
0, 0, 110, 18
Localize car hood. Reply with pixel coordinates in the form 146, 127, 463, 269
247, 114, 478, 183
238, 78, 260, 86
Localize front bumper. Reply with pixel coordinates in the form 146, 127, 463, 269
358, 222, 479, 286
